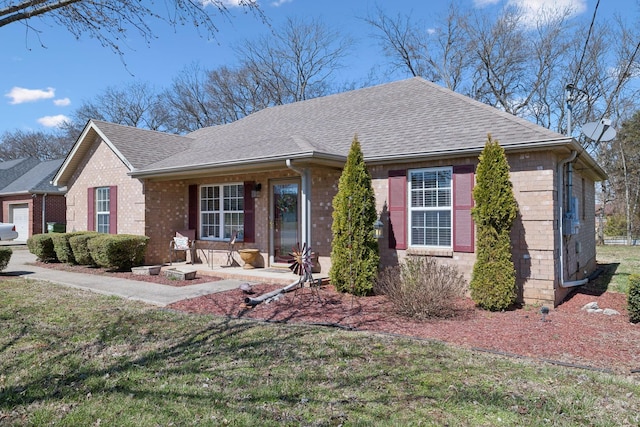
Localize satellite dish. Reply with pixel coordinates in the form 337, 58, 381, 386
581, 119, 617, 142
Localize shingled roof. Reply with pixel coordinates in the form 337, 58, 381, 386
55, 77, 606, 183
0, 158, 65, 195
132, 77, 578, 177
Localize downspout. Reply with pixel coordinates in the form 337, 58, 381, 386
557, 151, 588, 288
285, 159, 311, 248
42, 193, 47, 234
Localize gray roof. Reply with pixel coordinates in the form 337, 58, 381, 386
0, 158, 65, 195
56, 77, 605, 182
0, 157, 41, 189
89, 120, 195, 169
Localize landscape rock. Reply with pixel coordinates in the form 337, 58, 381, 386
603, 308, 620, 316
582, 302, 599, 310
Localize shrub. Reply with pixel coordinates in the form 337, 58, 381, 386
88, 234, 150, 270
0, 247, 12, 271
26, 234, 57, 262
629, 274, 640, 324
69, 232, 100, 265
50, 232, 89, 264
375, 256, 467, 319
329, 136, 380, 295
470, 135, 518, 311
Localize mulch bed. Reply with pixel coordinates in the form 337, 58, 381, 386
28, 261, 640, 374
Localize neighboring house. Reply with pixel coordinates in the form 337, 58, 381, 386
0, 157, 67, 241
52, 77, 606, 306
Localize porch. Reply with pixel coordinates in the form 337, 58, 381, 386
161, 260, 328, 287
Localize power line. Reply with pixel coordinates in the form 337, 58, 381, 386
599, 39, 640, 121
572, 0, 600, 86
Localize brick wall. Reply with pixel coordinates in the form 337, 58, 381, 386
65, 136, 145, 235
0, 194, 65, 237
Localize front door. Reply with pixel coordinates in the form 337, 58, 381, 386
271, 180, 300, 266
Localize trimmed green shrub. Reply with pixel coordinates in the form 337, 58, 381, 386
375, 256, 467, 319
50, 232, 89, 264
628, 274, 640, 324
69, 232, 100, 266
329, 135, 380, 295
0, 247, 12, 271
470, 135, 518, 311
87, 234, 150, 270
26, 234, 57, 263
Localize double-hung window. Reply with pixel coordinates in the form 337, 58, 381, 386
96, 187, 110, 234
200, 184, 244, 240
409, 167, 452, 247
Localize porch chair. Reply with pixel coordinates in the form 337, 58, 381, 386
169, 230, 196, 265
226, 230, 240, 267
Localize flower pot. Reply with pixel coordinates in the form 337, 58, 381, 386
238, 249, 260, 269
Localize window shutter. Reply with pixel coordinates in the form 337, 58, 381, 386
87, 187, 95, 231
243, 181, 255, 243
109, 185, 118, 234
388, 170, 407, 250
188, 184, 198, 233
453, 165, 475, 253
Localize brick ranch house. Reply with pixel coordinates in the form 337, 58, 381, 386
52, 77, 606, 306
1, 157, 66, 242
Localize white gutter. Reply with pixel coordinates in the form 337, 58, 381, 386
557, 151, 588, 288
41, 193, 47, 234
285, 159, 311, 248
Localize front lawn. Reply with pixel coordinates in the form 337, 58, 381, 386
1, 278, 638, 426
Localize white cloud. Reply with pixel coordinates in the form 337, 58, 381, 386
473, 0, 500, 6
54, 98, 71, 107
473, 0, 587, 27
5, 87, 55, 104
271, 0, 292, 6
509, 0, 587, 21
217, 0, 245, 7
37, 114, 69, 128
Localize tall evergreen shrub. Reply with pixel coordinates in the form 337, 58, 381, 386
629, 274, 640, 324
329, 136, 380, 295
470, 135, 518, 311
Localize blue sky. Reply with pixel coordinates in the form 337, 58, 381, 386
0, 0, 635, 134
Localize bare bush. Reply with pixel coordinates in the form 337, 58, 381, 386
375, 256, 467, 319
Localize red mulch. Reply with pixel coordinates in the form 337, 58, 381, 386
169, 283, 640, 374
30, 262, 640, 374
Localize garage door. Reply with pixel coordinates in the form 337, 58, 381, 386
10, 204, 29, 242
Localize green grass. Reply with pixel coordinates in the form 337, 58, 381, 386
593, 245, 640, 293
0, 278, 638, 426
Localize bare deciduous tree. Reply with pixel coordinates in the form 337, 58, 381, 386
2, 0, 263, 58
235, 16, 352, 104
0, 129, 73, 160
73, 81, 169, 131
365, 3, 473, 91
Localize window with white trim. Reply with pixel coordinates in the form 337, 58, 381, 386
409, 167, 452, 247
200, 184, 244, 240
96, 187, 110, 234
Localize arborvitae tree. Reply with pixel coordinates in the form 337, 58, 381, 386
330, 136, 380, 295
470, 135, 518, 311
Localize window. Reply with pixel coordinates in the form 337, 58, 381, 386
200, 184, 244, 240
409, 167, 452, 247
96, 187, 110, 234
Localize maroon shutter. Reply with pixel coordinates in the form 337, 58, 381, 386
188, 184, 198, 233
87, 187, 95, 231
109, 185, 118, 234
243, 181, 255, 243
453, 165, 475, 252
388, 170, 407, 250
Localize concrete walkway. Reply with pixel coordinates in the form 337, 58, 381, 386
1, 245, 250, 307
